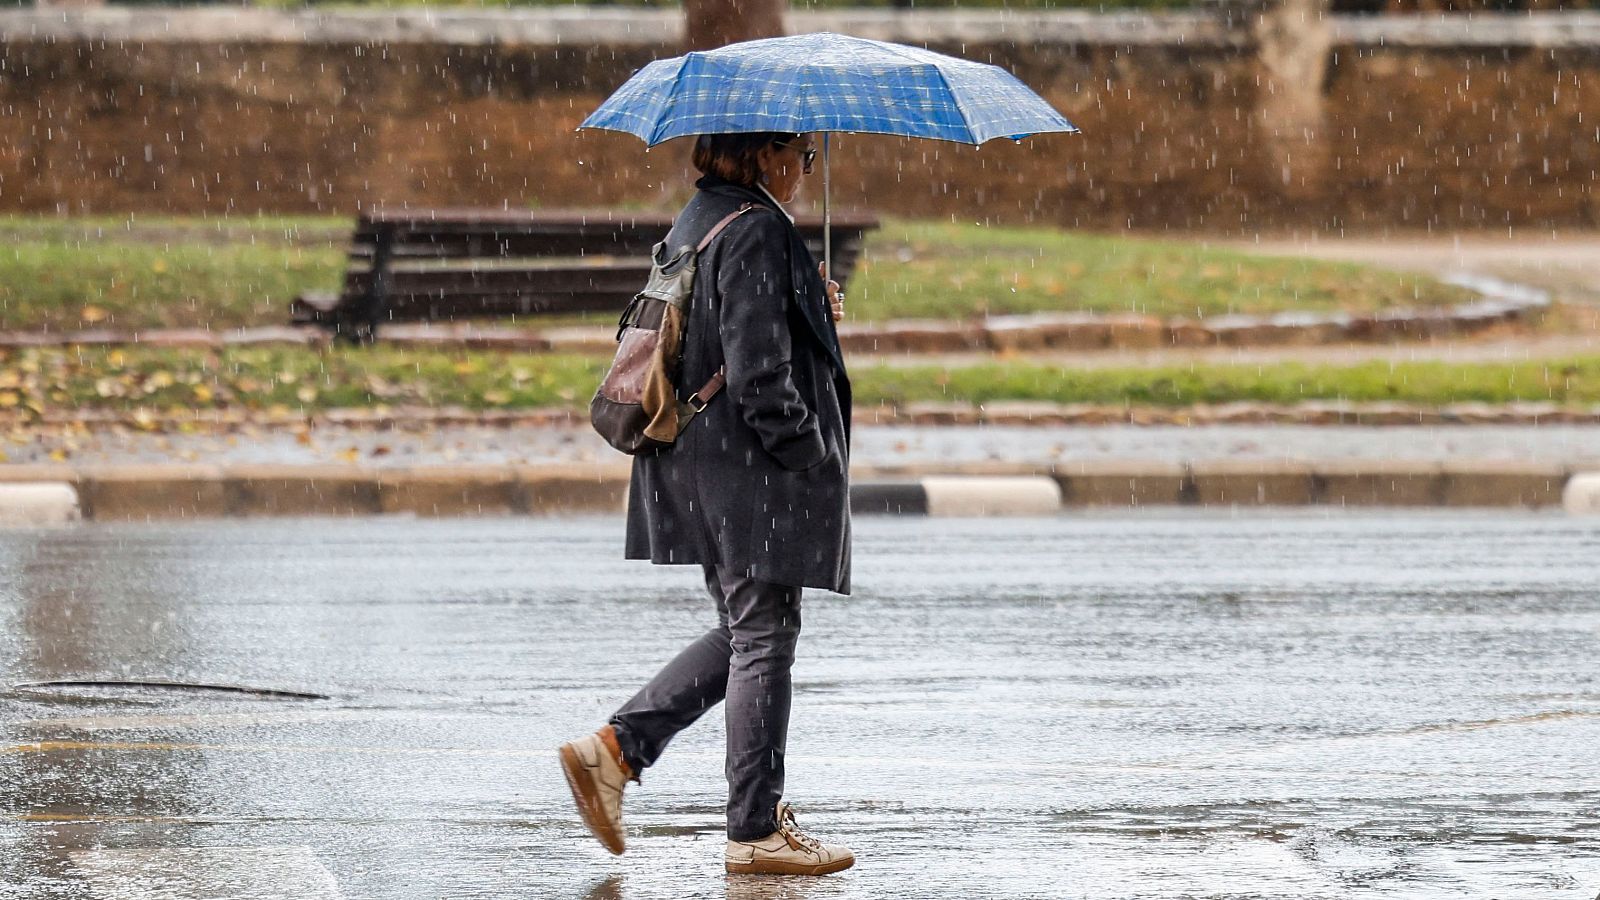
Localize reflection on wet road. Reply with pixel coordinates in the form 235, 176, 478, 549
2, 513, 1599, 898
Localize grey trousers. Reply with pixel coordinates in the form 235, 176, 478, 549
609, 564, 803, 842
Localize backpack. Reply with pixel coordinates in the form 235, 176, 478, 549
589, 204, 753, 455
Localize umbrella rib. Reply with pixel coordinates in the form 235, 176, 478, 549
926, 61, 979, 145
647, 56, 696, 146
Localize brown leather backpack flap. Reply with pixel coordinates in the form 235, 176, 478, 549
641, 303, 686, 444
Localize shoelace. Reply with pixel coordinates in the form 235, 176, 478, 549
778, 806, 824, 853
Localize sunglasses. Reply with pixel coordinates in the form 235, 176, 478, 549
773, 140, 817, 174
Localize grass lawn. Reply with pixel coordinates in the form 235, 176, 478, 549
848, 221, 1476, 322
3, 346, 1596, 419
0, 216, 348, 333
0, 215, 1473, 333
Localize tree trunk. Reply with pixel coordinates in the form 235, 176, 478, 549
683, 0, 787, 52
1247, 0, 1333, 199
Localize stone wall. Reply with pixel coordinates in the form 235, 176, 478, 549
2, 8, 1598, 232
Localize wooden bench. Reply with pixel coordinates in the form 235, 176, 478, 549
291, 208, 880, 342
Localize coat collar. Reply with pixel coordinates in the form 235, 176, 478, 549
695, 174, 780, 215
754, 182, 796, 223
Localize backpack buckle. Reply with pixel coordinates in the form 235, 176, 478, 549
686, 392, 709, 413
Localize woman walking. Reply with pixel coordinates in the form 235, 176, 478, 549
560, 132, 854, 876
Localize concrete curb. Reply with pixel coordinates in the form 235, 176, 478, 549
1563, 473, 1600, 515
920, 476, 1063, 517
0, 462, 1587, 521
0, 273, 1550, 357
0, 482, 80, 527
0, 463, 631, 521
0, 285, 1547, 355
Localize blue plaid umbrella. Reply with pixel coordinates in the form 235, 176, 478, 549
580, 32, 1078, 276
581, 32, 1077, 146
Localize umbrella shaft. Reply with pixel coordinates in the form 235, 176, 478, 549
823, 132, 832, 291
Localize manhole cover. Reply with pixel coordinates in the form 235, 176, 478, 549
12, 679, 329, 703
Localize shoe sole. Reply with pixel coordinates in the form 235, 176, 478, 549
725, 855, 855, 876
558, 742, 625, 855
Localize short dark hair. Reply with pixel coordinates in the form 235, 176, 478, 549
691, 132, 800, 188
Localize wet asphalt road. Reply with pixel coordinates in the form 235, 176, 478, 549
2, 513, 1599, 899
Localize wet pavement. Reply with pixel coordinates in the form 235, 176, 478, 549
2, 513, 1599, 899
6, 423, 1600, 470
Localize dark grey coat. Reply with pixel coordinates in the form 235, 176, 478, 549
624, 176, 853, 594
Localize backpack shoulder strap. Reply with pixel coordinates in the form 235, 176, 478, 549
675, 204, 753, 429
695, 204, 755, 253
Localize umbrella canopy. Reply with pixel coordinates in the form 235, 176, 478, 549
579, 32, 1078, 146
580, 32, 1078, 289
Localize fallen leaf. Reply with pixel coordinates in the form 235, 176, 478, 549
193, 384, 214, 402
296, 386, 318, 404
337, 447, 360, 463
80, 305, 109, 324
364, 375, 398, 398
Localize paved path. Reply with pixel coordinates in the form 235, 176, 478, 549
6, 423, 1600, 470
1237, 235, 1600, 304
861, 330, 1600, 369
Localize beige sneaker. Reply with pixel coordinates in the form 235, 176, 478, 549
724, 801, 855, 876
558, 724, 634, 855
